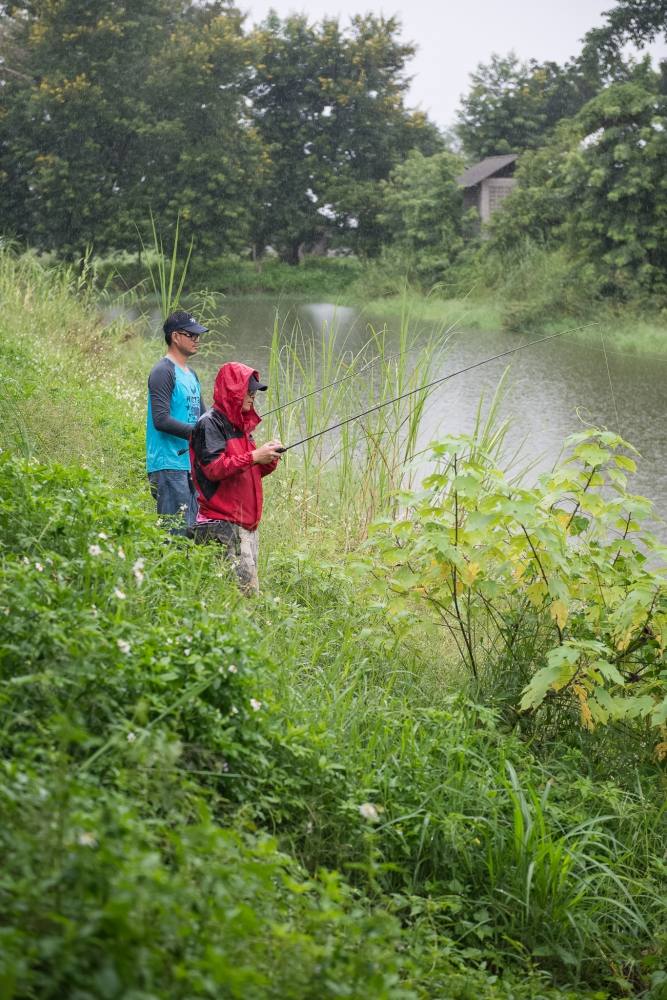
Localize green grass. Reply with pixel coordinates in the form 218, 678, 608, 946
358, 292, 504, 332
1, 247, 666, 999
95, 250, 363, 299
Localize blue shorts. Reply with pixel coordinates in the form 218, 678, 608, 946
147, 469, 198, 534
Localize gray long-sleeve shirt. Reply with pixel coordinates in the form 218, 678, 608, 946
147, 357, 206, 439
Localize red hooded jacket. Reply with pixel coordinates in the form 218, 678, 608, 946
189, 362, 278, 530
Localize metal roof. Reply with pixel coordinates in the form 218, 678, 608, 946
456, 154, 518, 188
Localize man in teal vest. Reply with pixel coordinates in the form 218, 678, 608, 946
146, 310, 208, 533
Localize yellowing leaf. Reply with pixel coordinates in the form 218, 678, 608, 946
526, 580, 548, 608
615, 628, 634, 652
512, 561, 527, 581
573, 683, 595, 731
615, 454, 637, 473
550, 599, 569, 630
461, 561, 481, 586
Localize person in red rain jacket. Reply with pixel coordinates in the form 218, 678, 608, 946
190, 362, 283, 594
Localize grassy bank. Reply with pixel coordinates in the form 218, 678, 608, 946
1, 250, 666, 999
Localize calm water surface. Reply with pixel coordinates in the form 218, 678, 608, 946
147, 298, 667, 535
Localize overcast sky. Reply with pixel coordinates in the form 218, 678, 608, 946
242, 0, 667, 128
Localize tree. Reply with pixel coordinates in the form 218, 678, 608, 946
558, 75, 667, 298
0, 0, 185, 256
456, 52, 598, 161
377, 150, 465, 285
582, 0, 667, 73
250, 13, 441, 263
141, 2, 264, 257
483, 67, 667, 300
0, 0, 261, 257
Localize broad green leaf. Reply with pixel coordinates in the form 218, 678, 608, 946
592, 660, 625, 685
571, 444, 612, 467
615, 455, 637, 473
651, 697, 667, 727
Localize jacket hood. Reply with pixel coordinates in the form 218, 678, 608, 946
212, 362, 262, 432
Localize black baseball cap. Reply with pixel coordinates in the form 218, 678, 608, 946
163, 310, 208, 337
248, 374, 268, 393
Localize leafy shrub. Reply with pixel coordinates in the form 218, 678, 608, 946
361, 428, 667, 738
0, 767, 413, 1000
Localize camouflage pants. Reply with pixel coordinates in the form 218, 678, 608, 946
194, 519, 259, 595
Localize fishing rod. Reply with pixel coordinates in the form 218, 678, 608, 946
275, 324, 595, 454
174, 349, 402, 456
263, 314, 466, 417
261, 349, 395, 417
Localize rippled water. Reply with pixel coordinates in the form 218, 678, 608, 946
147, 297, 667, 535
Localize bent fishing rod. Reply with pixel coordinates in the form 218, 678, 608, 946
274, 324, 595, 454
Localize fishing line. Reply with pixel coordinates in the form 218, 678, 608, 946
600, 329, 622, 436
261, 349, 398, 417
275, 323, 597, 454
262, 312, 466, 417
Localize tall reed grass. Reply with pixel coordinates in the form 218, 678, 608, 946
263, 305, 457, 541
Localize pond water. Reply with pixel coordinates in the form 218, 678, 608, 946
144, 297, 667, 535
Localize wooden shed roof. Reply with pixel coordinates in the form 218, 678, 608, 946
456, 154, 518, 188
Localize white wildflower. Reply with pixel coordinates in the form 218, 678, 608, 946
359, 802, 381, 823
35, 562, 44, 572
117, 639, 131, 655
132, 558, 145, 585
126, 731, 136, 743
113, 588, 126, 600
117, 546, 126, 560
77, 832, 97, 848
184, 647, 191, 656
98, 532, 108, 540
227, 664, 238, 674
88, 544, 102, 557
250, 698, 262, 712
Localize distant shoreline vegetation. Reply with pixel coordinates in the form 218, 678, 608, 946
90, 249, 667, 353
2, 0, 666, 331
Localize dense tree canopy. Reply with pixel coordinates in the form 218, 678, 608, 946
456, 52, 599, 161
0, 0, 666, 304
484, 68, 667, 298
250, 13, 442, 262
377, 150, 464, 284
582, 0, 667, 72
0, 2, 440, 261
